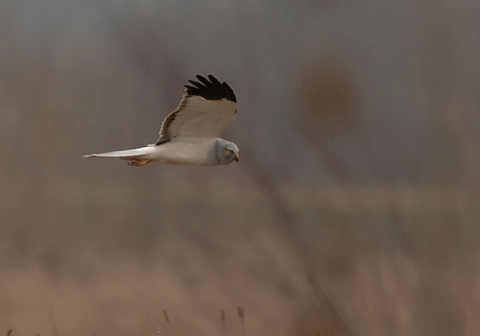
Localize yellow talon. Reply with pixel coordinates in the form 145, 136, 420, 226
128, 159, 152, 166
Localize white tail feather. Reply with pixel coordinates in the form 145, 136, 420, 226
83, 147, 155, 159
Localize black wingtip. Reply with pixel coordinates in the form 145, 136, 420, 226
184, 74, 236, 102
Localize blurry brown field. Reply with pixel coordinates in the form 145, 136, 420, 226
2, 186, 480, 336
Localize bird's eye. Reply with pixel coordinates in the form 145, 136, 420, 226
225, 149, 233, 155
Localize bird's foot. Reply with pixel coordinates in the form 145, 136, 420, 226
128, 159, 152, 166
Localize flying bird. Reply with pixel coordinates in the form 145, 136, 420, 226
84, 75, 239, 166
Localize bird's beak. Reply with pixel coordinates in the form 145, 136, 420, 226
234, 153, 239, 162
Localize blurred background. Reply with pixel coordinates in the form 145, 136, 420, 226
1, 0, 480, 335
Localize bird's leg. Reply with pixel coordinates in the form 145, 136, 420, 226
127, 159, 152, 166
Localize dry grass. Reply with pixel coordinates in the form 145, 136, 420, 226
1, 186, 479, 336
3, 252, 479, 336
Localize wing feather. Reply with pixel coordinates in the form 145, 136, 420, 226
156, 75, 237, 145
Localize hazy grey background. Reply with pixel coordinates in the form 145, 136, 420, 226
1, 0, 480, 335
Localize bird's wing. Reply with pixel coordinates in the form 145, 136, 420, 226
155, 75, 237, 145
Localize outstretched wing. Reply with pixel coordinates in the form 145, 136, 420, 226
155, 75, 237, 145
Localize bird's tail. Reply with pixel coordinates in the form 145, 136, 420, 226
84, 146, 155, 160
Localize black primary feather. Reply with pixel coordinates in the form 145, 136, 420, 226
184, 75, 236, 102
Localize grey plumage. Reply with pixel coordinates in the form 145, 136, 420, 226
84, 75, 239, 166
211, 139, 240, 165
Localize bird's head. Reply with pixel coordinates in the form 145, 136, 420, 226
215, 139, 239, 165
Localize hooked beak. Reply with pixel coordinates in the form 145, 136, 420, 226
234, 153, 239, 162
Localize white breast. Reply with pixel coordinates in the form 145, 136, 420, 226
148, 138, 217, 165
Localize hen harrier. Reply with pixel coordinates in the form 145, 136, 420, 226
84, 75, 239, 166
